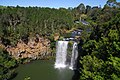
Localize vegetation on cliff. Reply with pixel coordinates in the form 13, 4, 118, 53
0, 6, 73, 46
0, 48, 18, 80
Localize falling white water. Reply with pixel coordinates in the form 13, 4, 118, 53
55, 41, 68, 69
69, 42, 78, 70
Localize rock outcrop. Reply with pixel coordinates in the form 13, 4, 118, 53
6, 37, 51, 59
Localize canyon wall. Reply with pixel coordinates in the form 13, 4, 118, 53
4, 37, 52, 60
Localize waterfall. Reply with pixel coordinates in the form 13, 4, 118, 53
55, 41, 68, 69
55, 41, 78, 70
69, 42, 78, 70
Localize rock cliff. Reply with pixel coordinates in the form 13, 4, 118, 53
5, 37, 52, 59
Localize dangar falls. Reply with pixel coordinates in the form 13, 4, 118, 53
55, 40, 78, 70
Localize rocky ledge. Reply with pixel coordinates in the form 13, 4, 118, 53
5, 37, 52, 60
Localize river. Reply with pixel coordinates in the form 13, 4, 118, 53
13, 60, 74, 80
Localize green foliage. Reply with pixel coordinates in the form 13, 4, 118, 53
24, 76, 31, 80
0, 6, 74, 46
77, 3, 86, 14
68, 41, 74, 55
79, 0, 120, 79
80, 55, 104, 80
64, 32, 71, 38
0, 48, 18, 80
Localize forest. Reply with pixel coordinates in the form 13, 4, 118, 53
0, 0, 120, 80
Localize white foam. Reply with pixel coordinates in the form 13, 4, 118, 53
54, 63, 67, 69
69, 66, 74, 70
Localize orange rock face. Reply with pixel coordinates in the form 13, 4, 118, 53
6, 37, 51, 59
54, 33, 60, 41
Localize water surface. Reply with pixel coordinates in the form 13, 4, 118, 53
13, 60, 74, 80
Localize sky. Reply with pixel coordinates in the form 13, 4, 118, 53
0, 0, 120, 8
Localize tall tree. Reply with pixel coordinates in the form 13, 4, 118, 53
106, 0, 117, 7
77, 3, 86, 14
86, 5, 91, 14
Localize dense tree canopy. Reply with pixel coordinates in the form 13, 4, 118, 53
0, 6, 74, 46
78, 1, 120, 79
0, 48, 18, 80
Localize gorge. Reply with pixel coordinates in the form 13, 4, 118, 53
14, 39, 80, 80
